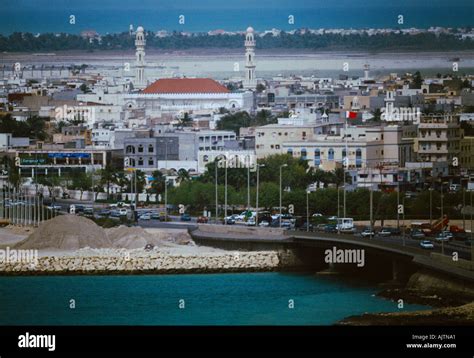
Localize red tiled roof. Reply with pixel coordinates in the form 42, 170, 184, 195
142, 78, 230, 94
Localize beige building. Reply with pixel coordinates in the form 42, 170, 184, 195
415, 114, 461, 163
281, 124, 416, 170
460, 136, 474, 171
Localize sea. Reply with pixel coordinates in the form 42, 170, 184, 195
0, 3, 473, 35
0, 272, 428, 325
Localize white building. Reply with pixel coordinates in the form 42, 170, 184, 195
135, 26, 146, 89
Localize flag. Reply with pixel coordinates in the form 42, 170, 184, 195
345, 111, 357, 119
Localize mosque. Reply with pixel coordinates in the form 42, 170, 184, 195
125, 26, 256, 116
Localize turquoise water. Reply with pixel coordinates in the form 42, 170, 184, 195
0, 273, 427, 325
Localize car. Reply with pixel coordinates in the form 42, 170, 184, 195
300, 222, 314, 231
47, 204, 62, 211
110, 210, 120, 218
312, 213, 323, 217
197, 216, 208, 224
180, 213, 192, 221
139, 213, 151, 220
224, 217, 235, 225
151, 213, 160, 220
118, 208, 128, 216
323, 224, 338, 233
420, 240, 434, 249
435, 231, 453, 242
258, 220, 270, 227
328, 216, 338, 221
98, 209, 111, 217
84, 207, 94, 215
360, 228, 375, 238
377, 228, 392, 237
246, 218, 256, 226
315, 223, 327, 232
411, 229, 425, 239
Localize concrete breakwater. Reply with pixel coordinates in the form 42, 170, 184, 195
0, 248, 302, 275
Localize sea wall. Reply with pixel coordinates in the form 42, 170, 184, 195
0, 248, 302, 275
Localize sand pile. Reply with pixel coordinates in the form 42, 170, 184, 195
106, 225, 170, 249
15, 215, 111, 250
13, 214, 195, 251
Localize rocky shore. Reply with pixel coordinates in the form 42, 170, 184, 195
339, 270, 474, 325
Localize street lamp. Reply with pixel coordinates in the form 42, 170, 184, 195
255, 163, 265, 226
306, 189, 310, 232
215, 157, 219, 224
224, 156, 228, 225
279, 164, 288, 228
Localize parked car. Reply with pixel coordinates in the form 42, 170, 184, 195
139, 213, 151, 220
98, 209, 111, 217
151, 213, 160, 220
84, 207, 94, 215
47, 204, 62, 211
118, 208, 128, 217
377, 228, 392, 237
300, 222, 314, 231
258, 220, 270, 227
246, 218, 256, 226
224, 217, 236, 225
323, 224, 338, 233
312, 213, 323, 217
360, 228, 375, 238
327, 216, 338, 221
411, 229, 425, 239
197, 216, 208, 224
315, 223, 327, 232
420, 240, 434, 249
180, 213, 191, 221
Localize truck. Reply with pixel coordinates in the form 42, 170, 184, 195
336, 218, 355, 233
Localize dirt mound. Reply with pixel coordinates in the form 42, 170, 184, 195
106, 226, 194, 249
106, 226, 172, 249
15, 215, 111, 250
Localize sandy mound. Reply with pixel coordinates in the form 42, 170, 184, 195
106, 226, 194, 249
106, 226, 166, 249
15, 215, 111, 250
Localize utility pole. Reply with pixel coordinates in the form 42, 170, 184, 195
256, 164, 264, 226
215, 158, 218, 224
279, 164, 288, 227
306, 189, 310, 232
224, 158, 228, 225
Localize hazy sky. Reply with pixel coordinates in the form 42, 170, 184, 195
3, 0, 473, 10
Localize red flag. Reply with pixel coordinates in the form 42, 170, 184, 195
345, 111, 357, 119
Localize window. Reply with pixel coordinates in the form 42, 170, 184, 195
148, 158, 154, 166
301, 148, 307, 160
314, 149, 321, 166
287, 148, 293, 156
138, 157, 144, 166
148, 144, 154, 153
328, 148, 335, 160
126, 145, 135, 154
356, 148, 362, 168
138, 144, 144, 153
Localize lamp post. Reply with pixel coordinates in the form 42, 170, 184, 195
224, 157, 228, 225
429, 188, 433, 226
306, 189, 310, 232
247, 155, 251, 211
215, 157, 218, 224
279, 164, 288, 228
256, 164, 265, 226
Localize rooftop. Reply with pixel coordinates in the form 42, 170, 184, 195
142, 78, 230, 94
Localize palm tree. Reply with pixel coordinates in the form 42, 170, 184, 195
176, 169, 190, 184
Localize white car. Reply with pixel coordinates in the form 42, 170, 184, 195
258, 220, 270, 227
140, 213, 151, 220
328, 216, 338, 221
420, 240, 434, 249
118, 208, 128, 216
312, 213, 323, 217
246, 218, 256, 226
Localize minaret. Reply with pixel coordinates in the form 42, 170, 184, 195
364, 63, 370, 81
135, 26, 146, 89
243, 26, 256, 90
